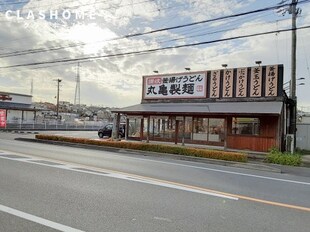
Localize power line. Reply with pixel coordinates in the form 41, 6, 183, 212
110, 14, 292, 53
124, 0, 310, 37
0, 0, 152, 13
1, 0, 308, 59
0, 0, 29, 7
1, 25, 310, 69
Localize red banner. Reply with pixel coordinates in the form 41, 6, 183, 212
0, 109, 7, 128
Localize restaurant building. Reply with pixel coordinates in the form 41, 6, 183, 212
113, 64, 287, 152
0, 92, 36, 128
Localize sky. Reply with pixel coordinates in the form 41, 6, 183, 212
0, 0, 310, 110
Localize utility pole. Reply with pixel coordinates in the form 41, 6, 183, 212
290, 0, 300, 152
30, 78, 33, 96
290, 0, 297, 99
54, 79, 62, 119
277, 0, 300, 152
74, 62, 81, 111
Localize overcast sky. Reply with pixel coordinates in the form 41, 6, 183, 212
0, 0, 310, 109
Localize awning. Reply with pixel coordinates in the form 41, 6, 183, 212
113, 101, 283, 116
0, 102, 37, 111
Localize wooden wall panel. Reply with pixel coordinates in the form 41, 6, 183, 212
227, 135, 277, 152
260, 116, 278, 137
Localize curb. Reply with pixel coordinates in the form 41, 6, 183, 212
15, 137, 282, 173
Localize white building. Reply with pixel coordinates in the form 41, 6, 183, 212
0, 91, 36, 124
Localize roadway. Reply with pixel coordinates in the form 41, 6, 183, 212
0, 131, 309, 231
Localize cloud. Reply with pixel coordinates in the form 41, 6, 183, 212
176, 0, 251, 22
0, 0, 310, 109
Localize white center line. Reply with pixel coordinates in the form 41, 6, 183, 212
0, 204, 84, 232
1, 148, 309, 186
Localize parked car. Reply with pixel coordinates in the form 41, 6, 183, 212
98, 123, 126, 138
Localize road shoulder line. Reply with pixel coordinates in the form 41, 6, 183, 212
0, 204, 84, 232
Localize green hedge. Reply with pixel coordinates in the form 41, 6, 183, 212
35, 134, 248, 162
266, 148, 301, 166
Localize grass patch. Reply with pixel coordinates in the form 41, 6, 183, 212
35, 134, 247, 163
266, 148, 301, 166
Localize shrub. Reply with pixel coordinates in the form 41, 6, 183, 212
35, 134, 247, 162
266, 148, 301, 166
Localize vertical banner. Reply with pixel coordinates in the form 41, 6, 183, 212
236, 68, 248, 97
0, 109, 7, 128
141, 64, 282, 101
250, 66, 262, 97
223, 69, 233, 98
265, 65, 278, 97
210, 70, 220, 98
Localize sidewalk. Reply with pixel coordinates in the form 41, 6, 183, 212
141, 140, 310, 167
302, 155, 310, 167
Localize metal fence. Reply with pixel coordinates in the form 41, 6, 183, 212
3, 120, 107, 131
296, 123, 310, 150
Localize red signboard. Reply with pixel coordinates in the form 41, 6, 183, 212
0, 109, 7, 128
0, 94, 12, 101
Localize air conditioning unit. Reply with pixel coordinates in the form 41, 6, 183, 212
286, 134, 295, 154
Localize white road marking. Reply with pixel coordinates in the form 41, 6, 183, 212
0, 154, 238, 200
106, 153, 310, 186
145, 160, 310, 186
1, 147, 309, 186
0, 204, 84, 232
153, 216, 172, 222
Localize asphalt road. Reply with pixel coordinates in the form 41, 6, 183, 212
0, 132, 309, 232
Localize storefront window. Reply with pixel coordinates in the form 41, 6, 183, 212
191, 118, 224, 142
151, 118, 160, 139
161, 117, 176, 139
209, 119, 224, 142
144, 116, 176, 139
141, 116, 225, 143
232, 117, 260, 135
178, 117, 193, 139
128, 117, 141, 138
192, 118, 209, 141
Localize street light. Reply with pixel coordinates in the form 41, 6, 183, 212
283, 82, 305, 94
221, 64, 228, 68
185, 67, 191, 71
283, 78, 305, 87
153, 70, 159, 74
255, 61, 262, 66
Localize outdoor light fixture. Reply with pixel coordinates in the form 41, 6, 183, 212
153, 70, 159, 74
185, 68, 191, 71
255, 61, 262, 66
284, 78, 305, 86
221, 64, 228, 68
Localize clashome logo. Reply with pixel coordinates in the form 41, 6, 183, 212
5, 9, 95, 20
